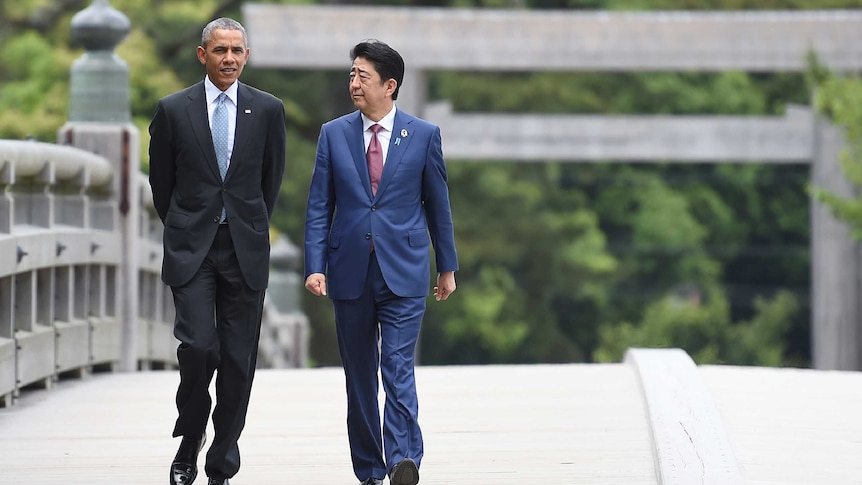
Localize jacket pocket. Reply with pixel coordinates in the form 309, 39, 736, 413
407, 229, 429, 247
252, 214, 269, 232
165, 211, 189, 229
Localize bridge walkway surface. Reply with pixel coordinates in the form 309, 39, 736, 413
1, 351, 861, 484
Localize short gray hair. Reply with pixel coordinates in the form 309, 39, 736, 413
201, 17, 248, 48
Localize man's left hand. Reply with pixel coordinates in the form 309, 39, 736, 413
433, 271, 456, 301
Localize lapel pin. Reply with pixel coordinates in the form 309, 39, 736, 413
395, 138, 401, 146
245, 109, 252, 114
401, 129, 408, 137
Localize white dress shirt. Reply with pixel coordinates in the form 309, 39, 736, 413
205, 77, 238, 167
361, 104, 397, 165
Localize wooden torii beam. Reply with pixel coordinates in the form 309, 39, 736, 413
425, 102, 814, 162
242, 5, 861, 371
243, 6, 862, 72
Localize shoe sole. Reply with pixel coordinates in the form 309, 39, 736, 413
391, 459, 419, 485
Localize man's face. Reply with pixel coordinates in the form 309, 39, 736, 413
349, 56, 394, 117
197, 29, 249, 91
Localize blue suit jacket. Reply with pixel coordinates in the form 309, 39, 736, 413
304, 109, 458, 299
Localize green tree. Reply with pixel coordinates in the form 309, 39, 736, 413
421, 162, 618, 364
3, 0, 845, 367
811, 70, 862, 239
0, 31, 74, 139
594, 287, 795, 366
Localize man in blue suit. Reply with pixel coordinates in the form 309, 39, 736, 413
304, 40, 458, 485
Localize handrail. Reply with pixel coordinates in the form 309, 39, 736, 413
0, 137, 307, 407
0, 139, 112, 186
0, 139, 173, 407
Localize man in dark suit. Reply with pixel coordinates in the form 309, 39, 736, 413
148, 17, 286, 485
304, 40, 458, 485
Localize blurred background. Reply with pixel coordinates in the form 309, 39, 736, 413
5, 0, 862, 369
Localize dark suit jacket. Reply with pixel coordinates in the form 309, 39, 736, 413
149, 81, 286, 291
304, 109, 458, 299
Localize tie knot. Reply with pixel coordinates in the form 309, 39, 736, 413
370, 124, 382, 134
216, 92, 227, 104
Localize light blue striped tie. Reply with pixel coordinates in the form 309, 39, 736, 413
212, 92, 229, 222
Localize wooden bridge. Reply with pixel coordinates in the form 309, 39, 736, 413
1, 349, 860, 484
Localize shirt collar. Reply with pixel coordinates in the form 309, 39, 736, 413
361, 104, 397, 133
204, 77, 239, 106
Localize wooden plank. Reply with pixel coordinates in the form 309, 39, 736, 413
0, 365, 656, 484
3, 363, 861, 483
701, 365, 862, 485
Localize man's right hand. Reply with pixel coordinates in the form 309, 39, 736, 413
304, 273, 327, 296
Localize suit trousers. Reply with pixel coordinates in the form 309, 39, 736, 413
170, 224, 265, 480
332, 252, 426, 481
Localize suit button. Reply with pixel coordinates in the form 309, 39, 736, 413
213, 216, 220, 223
365, 233, 371, 240
371, 205, 376, 211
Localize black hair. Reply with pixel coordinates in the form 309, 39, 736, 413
202, 18, 248, 48
350, 39, 405, 100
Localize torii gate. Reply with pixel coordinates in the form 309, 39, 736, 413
242, 5, 862, 370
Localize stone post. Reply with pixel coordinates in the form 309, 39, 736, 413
58, 0, 140, 372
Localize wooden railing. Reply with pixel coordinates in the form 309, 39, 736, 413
0, 137, 309, 407
0, 139, 173, 406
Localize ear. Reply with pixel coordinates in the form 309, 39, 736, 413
385, 78, 398, 98
196, 46, 206, 65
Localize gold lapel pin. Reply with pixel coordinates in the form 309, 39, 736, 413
401, 129, 408, 137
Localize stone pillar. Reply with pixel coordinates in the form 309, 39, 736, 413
58, 0, 140, 372
811, 118, 862, 370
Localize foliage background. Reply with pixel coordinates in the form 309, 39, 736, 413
2, 0, 850, 367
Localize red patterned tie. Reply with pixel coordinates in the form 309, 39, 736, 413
367, 124, 383, 195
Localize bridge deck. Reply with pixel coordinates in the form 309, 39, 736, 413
0, 364, 655, 484
1, 362, 861, 484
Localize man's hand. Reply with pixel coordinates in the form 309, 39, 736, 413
433, 271, 456, 301
305, 273, 327, 296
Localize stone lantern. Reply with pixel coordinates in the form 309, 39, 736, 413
69, 0, 131, 123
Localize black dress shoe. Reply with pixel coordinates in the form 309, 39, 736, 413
207, 479, 229, 485
169, 432, 206, 485
390, 458, 419, 485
